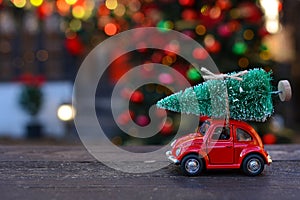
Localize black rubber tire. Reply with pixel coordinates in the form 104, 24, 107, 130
242, 154, 265, 176
180, 155, 204, 176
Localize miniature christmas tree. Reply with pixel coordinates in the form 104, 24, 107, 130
157, 68, 291, 122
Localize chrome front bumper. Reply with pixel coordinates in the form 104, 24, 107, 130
166, 151, 180, 164
267, 154, 272, 164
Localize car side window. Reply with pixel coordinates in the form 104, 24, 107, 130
236, 128, 252, 141
211, 127, 230, 141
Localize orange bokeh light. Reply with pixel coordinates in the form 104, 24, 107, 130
37, 1, 53, 19
56, 0, 70, 16
104, 23, 117, 36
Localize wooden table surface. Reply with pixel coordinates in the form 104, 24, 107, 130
0, 144, 300, 200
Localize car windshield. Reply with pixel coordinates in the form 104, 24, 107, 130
199, 121, 210, 136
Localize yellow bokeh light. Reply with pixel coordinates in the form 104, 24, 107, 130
266, 20, 280, 34
243, 29, 254, 40
114, 3, 126, 16
260, 0, 280, 33
70, 19, 82, 31
83, 9, 93, 20
12, 0, 26, 8
65, 0, 77, 5
238, 57, 249, 68
195, 25, 206, 35
260, 51, 270, 60
84, 0, 95, 11
72, 5, 85, 19
57, 104, 76, 121
165, 20, 174, 30
201, 5, 209, 15
106, 0, 118, 10
260, 51, 271, 60
30, 0, 43, 7
204, 34, 215, 47
162, 55, 174, 66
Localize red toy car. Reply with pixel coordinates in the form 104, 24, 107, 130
166, 119, 272, 176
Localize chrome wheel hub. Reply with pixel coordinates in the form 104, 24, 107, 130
185, 159, 199, 173
247, 158, 261, 173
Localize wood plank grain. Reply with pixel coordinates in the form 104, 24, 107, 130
0, 145, 299, 200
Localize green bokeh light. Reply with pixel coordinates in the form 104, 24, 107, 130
187, 68, 202, 81
232, 42, 248, 55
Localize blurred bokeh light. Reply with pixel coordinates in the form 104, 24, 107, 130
0, 0, 299, 144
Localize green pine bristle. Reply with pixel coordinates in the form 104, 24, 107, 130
156, 68, 274, 122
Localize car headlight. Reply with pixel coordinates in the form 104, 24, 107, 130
175, 147, 181, 156
171, 139, 177, 147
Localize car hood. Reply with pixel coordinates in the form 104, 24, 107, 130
174, 133, 204, 147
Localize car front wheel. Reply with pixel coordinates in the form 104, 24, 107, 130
242, 154, 265, 176
181, 155, 204, 176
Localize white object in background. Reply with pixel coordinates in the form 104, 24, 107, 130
0, 82, 73, 138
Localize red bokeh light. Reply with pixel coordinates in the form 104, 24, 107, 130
192, 48, 209, 60
104, 23, 118, 36
179, 0, 194, 6
130, 91, 144, 103
263, 133, 277, 145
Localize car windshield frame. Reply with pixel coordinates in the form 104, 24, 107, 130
199, 121, 210, 136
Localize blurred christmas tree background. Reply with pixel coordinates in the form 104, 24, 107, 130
0, 0, 298, 144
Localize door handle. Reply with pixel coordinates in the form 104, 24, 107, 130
225, 145, 232, 148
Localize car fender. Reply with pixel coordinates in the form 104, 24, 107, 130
238, 146, 267, 164
179, 148, 207, 163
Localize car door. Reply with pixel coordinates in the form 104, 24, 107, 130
206, 125, 234, 164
